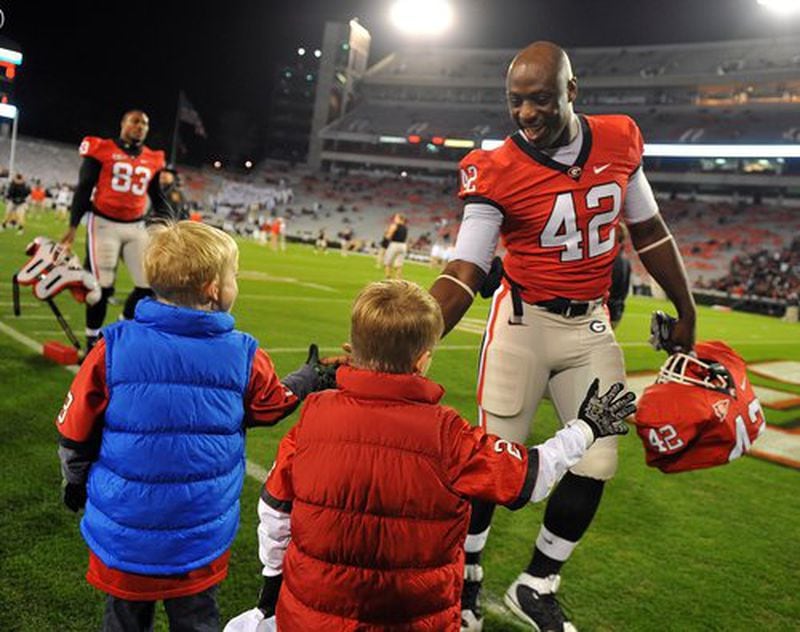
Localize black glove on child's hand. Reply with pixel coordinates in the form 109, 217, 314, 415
578, 379, 636, 440
257, 574, 283, 618
63, 481, 87, 512
306, 344, 338, 391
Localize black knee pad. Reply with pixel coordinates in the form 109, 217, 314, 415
86, 287, 115, 330
122, 287, 154, 320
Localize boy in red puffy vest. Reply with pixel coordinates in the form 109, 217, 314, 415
229, 280, 635, 631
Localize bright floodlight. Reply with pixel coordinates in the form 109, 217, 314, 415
757, 0, 800, 15
314, 49, 322, 58
390, 0, 453, 36
297, 47, 306, 56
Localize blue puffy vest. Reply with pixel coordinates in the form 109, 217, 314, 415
80, 298, 258, 575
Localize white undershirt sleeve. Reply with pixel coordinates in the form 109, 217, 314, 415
452, 202, 503, 273
622, 166, 659, 225
530, 420, 594, 503
257, 497, 292, 577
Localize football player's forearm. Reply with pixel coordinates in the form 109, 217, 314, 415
70, 158, 101, 227
429, 260, 485, 336
629, 215, 695, 320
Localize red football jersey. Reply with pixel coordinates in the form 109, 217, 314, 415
79, 136, 166, 221
634, 341, 766, 473
458, 114, 643, 303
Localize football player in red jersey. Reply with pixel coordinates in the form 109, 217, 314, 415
60, 110, 173, 351
635, 341, 766, 473
428, 42, 697, 632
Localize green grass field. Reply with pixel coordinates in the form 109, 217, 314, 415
1, 212, 798, 631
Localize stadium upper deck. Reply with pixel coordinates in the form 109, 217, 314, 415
317, 36, 800, 173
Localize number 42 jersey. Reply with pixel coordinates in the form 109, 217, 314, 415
634, 341, 767, 473
458, 114, 645, 303
79, 136, 166, 222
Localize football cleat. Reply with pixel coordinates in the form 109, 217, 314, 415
504, 573, 577, 632
461, 563, 484, 632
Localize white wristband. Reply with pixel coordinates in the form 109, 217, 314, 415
635, 234, 673, 255
436, 274, 476, 300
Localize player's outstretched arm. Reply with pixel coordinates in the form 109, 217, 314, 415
429, 260, 486, 336
628, 214, 696, 352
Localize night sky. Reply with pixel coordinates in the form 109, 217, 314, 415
4, 0, 800, 162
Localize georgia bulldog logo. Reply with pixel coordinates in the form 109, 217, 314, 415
460, 165, 478, 193
712, 399, 730, 422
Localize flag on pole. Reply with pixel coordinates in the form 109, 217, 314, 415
178, 91, 207, 138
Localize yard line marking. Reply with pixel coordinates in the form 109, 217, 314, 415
264, 344, 480, 354
238, 270, 338, 293
3, 314, 70, 321
0, 321, 43, 354
0, 300, 42, 308
237, 294, 351, 303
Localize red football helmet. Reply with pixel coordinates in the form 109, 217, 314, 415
635, 341, 766, 473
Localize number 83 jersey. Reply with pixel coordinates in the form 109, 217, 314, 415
458, 114, 650, 303
79, 136, 166, 222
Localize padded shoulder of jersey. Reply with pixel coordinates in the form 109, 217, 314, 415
585, 114, 644, 169
78, 136, 109, 159
457, 146, 512, 203
143, 147, 167, 170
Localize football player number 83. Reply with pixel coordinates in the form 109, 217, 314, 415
111, 162, 151, 196
541, 182, 622, 262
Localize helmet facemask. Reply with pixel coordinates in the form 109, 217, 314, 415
656, 353, 735, 396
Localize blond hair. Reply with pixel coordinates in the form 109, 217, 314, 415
350, 280, 444, 374
144, 221, 238, 306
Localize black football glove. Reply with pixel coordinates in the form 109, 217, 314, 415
578, 379, 636, 440
257, 574, 283, 618
306, 344, 338, 391
479, 256, 504, 299
649, 310, 678, 353
63, 481, 87, 513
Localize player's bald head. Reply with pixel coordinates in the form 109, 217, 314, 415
505, 41, 578, 149
507, 41, 573, 89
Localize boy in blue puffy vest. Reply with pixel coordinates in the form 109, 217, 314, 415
56, 220, 331, 631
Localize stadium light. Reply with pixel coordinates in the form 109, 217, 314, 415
0, 47, 22, 65
298, 47, 306, 56
390, 0, 453, 36
757, 0, 800, 15
314, 49, 322, 58
213, 160, 222, 169
244, 160, 253, 169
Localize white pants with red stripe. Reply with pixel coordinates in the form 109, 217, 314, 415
476, 286, 626, 480
86, 213, 148, 288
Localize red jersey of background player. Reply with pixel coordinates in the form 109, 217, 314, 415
79, 136, 166, 222
458, 114, 643, 303
634, 341, 766, 473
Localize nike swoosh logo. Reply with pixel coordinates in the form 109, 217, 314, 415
593, 163, 611, 174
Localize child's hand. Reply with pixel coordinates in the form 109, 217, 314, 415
63, 481, 87, 512
305, 344, 339, 390
577, 379, 636, 440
